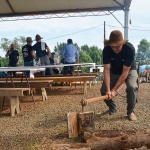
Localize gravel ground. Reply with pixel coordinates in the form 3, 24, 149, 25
0, 82, 150, 150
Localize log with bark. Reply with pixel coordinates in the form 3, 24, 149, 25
67, 111, 95, 138
84, 129, 150, 150
67, 95, 109, 138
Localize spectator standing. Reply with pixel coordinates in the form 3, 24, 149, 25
49, 52, 59, 74
32, 34, 53, 76
22, 37, 34, 76
62, 39, 79, 75
100, 30, 138, 121
5, 43, 20, 76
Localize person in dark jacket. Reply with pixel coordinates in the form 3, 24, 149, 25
32, 34, 53, 76
5, 43, 20, 76
22, 37, 34, 76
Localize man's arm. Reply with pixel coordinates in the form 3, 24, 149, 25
46, 47, 51, 57
75, 49, 79, 63
31, 50, 36, 59
5, 50, 11, 57
75, 57, 79, 64
103, 64, 111, 96
16, 56, 20, 65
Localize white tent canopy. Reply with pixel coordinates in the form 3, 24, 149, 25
0, 0, 131, 17
0, 0, 132, 39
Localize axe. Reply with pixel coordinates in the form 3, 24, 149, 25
80, 95, 109, 112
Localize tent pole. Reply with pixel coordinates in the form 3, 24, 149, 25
124, 6, 129, 40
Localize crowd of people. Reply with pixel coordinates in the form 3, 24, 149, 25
5, 35, 79, 77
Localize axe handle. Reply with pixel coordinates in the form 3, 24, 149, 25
86, 95, 108, 104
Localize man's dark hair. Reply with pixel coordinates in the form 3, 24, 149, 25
67, 39, 73, 44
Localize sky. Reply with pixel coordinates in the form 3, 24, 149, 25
0, 0, 150, 57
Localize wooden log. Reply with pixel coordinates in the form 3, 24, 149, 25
9, 96, 20, 116
41, 88, 48, 101
50, 143, 91, 150
85, 130, 150, 150
78, 111, 95, 137
30, 88, 36, 94
67, 112, 78, 138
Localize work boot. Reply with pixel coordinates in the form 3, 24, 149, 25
128, 112, 137, 121
109, 109, 117, 115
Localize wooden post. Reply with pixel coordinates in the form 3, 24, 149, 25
9, 96, 20, 117
41, 88, 48, 101
67, 112, 78, 138
78, 111, 95, 137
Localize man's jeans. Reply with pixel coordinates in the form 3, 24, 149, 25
24, 61, 33, 77
40, 55, 53, 76
100, 70, 138, 115
63, 61, 75, 75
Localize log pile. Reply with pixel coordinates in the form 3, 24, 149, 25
84, 129, 150, 150
67, 95, 150, 149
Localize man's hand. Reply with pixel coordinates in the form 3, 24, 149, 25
8, 50, 12, 55
106, 90, 112, 99
110, 90, 117, 99
106, 90, 117, 100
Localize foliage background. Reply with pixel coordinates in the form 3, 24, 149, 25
0, 37, 150, 67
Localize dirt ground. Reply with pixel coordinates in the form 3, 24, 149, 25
0, 82, 150, 150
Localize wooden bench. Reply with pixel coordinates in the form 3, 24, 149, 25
0, 88, 30, 116
34, 73, 100, 77
0, 80, 53, 101
34, 73, 102, 84
29, 80, 53, 101
0, 76, 96, 95
27, 76, 96, 95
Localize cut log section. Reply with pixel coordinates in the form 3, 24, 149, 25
67, 111, 94, 138
67, 112, 78, 138
67, 111, 95, 138
78, 111, 95, 138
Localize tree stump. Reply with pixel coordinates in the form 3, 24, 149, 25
78, 111, 95, 137
67, 111, 95, 138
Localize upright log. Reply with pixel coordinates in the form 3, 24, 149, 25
78, 111, 95, 137
67, 112, 78, 138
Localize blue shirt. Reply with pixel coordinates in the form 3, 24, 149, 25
139, 65, 150, 74
62, 44, 79, 63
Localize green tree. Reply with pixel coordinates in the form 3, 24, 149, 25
81, 44, 90, 53
79, 50, 93, 72
0, 38, 11, 52
89, 46, 102, 65
136, 39, 150, 64
54, 42, 66, 57
0, 57, 9, 67
79, 50, 93, 63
